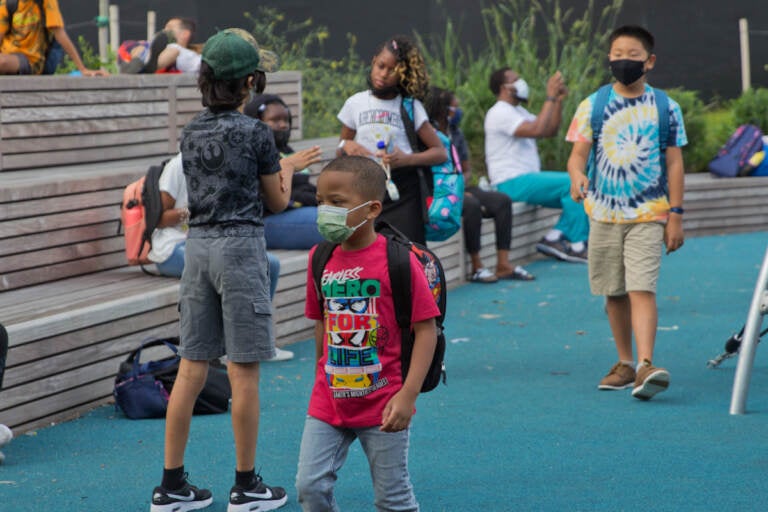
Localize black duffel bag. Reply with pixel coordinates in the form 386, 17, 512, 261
114, 337, 231, 419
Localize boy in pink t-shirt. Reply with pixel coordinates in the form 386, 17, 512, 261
297, 156, 440, 511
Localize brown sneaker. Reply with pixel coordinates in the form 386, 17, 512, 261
598, 362, 636, 390
631, 360, 670, 400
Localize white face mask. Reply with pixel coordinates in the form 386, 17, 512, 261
512, 78, 529, 101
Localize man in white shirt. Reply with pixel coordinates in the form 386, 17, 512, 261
484, 67, 589, 263
155, 17, 200, 74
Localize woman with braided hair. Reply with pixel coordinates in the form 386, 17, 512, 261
336, 35, 447, 244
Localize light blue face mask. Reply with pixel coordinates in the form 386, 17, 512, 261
316, 201, 371, 243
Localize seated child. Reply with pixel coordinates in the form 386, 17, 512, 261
244, 94, 324, 250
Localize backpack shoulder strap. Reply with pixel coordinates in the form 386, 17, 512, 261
311, 241, 338, 313
7, 0, 18, 19
653, 87, 670, 152
590, 84, 613, 143
137, 163, 166, 275
399, 96, 420, 152
386, 235, 413, 330
142, 163, 165, 239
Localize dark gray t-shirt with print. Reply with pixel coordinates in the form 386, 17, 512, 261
181, 109, 281, 237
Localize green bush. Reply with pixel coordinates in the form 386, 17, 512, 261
730, 87, 768, 132
664, 88, 711, 172
245, 8, 366, 139
56, 35, 117, 74
420, 0, 623, 177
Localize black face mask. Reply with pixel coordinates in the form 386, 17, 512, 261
367, 75, 400, 99
272, 129, 291, 152
609, 59, 646, 86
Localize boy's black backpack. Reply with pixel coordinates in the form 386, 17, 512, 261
7, 0, 65, 74
311, 221, 447, 392
708, 124, 764, 178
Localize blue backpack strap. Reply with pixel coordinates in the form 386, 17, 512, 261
653, 88, 670, 174
590, 84, 613, 143
399, 96, 419, 152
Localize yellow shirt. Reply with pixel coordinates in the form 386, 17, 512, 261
0, 0, 64, 74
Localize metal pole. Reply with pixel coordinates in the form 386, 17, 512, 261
739, 18, 751, 93
109, 5, 119, 57
147, 11, 157, 41
98, 0, 108, 64
729, 245, 768, 414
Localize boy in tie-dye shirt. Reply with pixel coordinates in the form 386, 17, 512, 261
565, 25, 686, 401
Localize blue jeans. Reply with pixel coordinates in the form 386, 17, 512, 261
155, 241, 186, 278
496, 171, 590, 243
156, 240, 281, 299
296, 416, 418, 512
264, 207, 324, 250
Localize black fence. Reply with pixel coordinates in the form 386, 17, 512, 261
66, 0, 767, 100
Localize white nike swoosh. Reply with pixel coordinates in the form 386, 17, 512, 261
167, 491, 195, 501
243, 489, 273, 499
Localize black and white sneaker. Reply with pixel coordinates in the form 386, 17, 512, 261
150, 478, 213, 512
228, 474, 288, 512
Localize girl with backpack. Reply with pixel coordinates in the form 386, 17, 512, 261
336, 35, 447, 244
425, 86, 535, 283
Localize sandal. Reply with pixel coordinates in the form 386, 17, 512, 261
469, 268, 498, 283
497, 265, 536, 281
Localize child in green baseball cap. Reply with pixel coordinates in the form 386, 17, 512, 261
149, 28, 292, 512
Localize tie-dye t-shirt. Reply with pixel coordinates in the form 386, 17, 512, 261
304, 235, 440, 428
566, 84, 687, 223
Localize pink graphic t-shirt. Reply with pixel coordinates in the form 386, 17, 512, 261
304, 234, 440, 428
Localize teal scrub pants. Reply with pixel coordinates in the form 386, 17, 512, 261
496, 171, 589, 243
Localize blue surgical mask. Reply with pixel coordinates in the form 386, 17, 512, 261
316, 201, 371, 243
449, 107, 463, 128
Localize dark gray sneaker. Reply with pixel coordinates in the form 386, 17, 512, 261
150, 476, 213, 512
563, 243, 588, 264
535, 236, 571, 261
228, 474, 288, 512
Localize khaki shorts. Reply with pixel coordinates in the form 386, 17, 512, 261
588, 220, 664, 296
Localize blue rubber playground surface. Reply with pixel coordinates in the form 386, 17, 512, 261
2, 231, 768, 512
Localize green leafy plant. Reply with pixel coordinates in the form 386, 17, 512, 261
56, 35, 117, 74
664, 88, 713, 172
419, 0, 623, 176
729, 87, 768, 132
244, 7, 366, 139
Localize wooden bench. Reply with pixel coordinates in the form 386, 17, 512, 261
0, 73, 306, 432
0, 73, 304, 171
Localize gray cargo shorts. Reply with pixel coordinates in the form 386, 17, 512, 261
178, 235, 275, 363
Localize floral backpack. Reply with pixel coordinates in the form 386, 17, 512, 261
401, 97, 465, 242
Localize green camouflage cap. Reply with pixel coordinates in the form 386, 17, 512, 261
201, 29, 279, 79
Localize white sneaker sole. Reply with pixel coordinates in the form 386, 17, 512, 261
536, 242, 570, 261
150, 497, 213, 512
631, 369, 670, 400
266, 348, 294, 362
598, 382, 634, 390
227, 494, 288, 512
